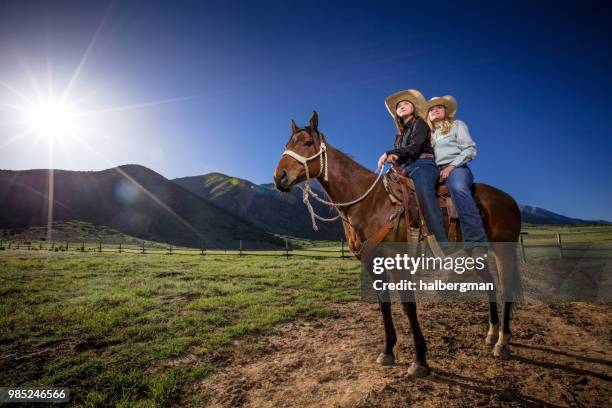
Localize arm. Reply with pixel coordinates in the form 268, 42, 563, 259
449, 120, 477, 167
384, 133, 402, 157
385, 119, 430, 162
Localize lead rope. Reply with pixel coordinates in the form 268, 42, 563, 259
282, 142, 385, 230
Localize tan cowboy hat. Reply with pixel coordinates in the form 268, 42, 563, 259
384, 89, 426, 121
425, 95, 458, 119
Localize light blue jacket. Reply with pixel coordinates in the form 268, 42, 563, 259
431, 119, 477, 167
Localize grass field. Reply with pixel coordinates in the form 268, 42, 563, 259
1, 225, 610, 406
0, 251, 360, 407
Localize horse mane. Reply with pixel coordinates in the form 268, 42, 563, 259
326, 142, 376, 176
290, 126, 376, 176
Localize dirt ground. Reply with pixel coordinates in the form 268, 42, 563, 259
180, 301, 611, 407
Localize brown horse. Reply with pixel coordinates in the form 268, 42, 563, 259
274, 111, 522, 377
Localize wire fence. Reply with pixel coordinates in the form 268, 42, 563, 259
518, 230, 612, 262
1, 230, 610, 262
0, 238, 354, 259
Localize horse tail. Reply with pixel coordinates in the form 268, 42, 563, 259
493, 243, 523, 304
473, 183, 523, 305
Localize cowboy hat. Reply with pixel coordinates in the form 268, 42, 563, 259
425, 95, 458, 119
384, 89, 426, 121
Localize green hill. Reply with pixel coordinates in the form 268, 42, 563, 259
172, 173, 343, 240
0, 220, 167, 247
0, 165, 283, 249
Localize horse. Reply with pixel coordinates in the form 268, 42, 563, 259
273, 111, 522, 377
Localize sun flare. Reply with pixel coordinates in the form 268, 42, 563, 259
24, 99, 78, 138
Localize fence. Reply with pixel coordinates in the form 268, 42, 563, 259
0, 238, 354, 259
518, 230, 612, 263
1, 230, 610, 262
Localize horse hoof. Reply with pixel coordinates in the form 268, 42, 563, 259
407, 362, 430, 377
485, 332, 498, 345
493, 344, 510, 359
376, 353, 396, 365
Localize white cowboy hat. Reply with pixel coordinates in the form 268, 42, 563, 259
384, 89, 426, 121
425, 95, 458, 119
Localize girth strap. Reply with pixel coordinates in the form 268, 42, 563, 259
355, 206, 404, 260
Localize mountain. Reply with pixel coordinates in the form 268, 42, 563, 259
2, 165, 606, 249
172, 173, 344, 240
173, 173, 609, 232
519, 205, 609, 225
0, 165, 283, 248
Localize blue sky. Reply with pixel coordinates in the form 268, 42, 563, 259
0, 0, 611, 220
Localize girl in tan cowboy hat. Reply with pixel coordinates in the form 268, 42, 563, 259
378, 89, 448, 247
425, 95, 488, 254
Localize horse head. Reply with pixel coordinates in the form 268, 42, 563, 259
273, 110, 327, 192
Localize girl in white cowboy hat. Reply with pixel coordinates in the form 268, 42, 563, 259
426, 95, 488, 252
377, 89, 448, 247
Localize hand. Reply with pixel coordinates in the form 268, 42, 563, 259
439, 165, 456, 182
377, 153, 388, 168
387, 154, 399, 164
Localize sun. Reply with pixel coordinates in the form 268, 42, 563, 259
24, 98, 78, 138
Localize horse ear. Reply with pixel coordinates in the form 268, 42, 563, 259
310, 110, 318, 131
291, 119, 299, 134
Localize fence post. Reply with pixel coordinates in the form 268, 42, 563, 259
81, 242, 85, 252
557, 233, 564, 258
239, 240, 243, 256
340, 239, 345, 259
285, 239, 289, 259
519, 234, 527, 263
65, 241, 69, 251
119, 243, 122, 253
141, 241, 145, 254
98, 242, 102, 253
39, 242, 42, 250
167, 244, 173, 255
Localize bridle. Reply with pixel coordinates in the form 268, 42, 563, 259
281, 129, 385, 230
280, 127, 441, 261
281, 137, 329, 183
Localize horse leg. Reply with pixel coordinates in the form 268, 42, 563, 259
376, 293, 397, 365
494, 302, 513, 358
491, 243, 521, 358
485, 304, 500, 346
399, 292, 430, 377
471, 247, 499, 344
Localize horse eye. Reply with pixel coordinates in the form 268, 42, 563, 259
303, 140, 313, 147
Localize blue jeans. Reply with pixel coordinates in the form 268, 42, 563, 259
445, 166, 488, 249
403, 158, 448, 246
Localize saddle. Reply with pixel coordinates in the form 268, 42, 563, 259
350, 165, 479, 260
383, 165, 462, 243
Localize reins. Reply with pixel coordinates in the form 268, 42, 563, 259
279, 125, 444, 261
281, 139, 385, 230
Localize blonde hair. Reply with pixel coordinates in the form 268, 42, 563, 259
427, 106, 454, 136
